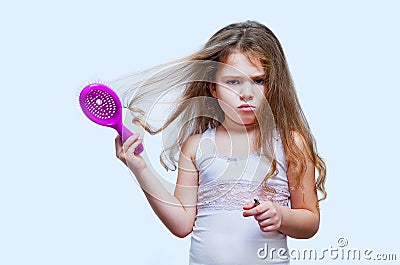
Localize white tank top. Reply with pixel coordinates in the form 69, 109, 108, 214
189, 127, 290, 264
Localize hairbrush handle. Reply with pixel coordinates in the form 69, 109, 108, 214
121, 124, 144, 155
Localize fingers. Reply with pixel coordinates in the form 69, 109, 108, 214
242, 200, 271, 217
122, 133, 141, 152
243, 199, 260, 210
242, 200, 282, 232
243, 203, 255, 210
258, 222, 280, 233
257, 210, 282, 232
115, 135, 126, 164
115, 133, 143, 164
254, 210, 275, 222
124, 135, 143, 156
115, 135, 122, 155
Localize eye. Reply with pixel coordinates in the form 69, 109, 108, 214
227, 80, 239, 85
254, 78, 265, 85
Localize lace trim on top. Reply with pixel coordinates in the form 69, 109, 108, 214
197, 179, 290, 211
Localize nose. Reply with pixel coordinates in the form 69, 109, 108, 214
240, 82, 254, 101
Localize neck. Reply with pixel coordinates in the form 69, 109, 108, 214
220, 120, 257, 135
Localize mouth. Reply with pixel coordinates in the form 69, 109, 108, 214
238, 104, 255, 112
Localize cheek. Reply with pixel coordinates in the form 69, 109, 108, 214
216, 93, 237, 109
215, 85, 239, 99
255, 85, 266, 95
214, 92, 236, 113
255, 88, 267, 102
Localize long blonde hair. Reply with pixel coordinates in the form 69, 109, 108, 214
115, 20, 327, 201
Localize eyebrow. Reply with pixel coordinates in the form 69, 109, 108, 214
220, 74, 265, 79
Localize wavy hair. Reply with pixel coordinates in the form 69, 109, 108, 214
114, 20, 327, 202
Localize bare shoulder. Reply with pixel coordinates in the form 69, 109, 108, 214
289, 130, 312, 155
290, 131, 306, 145
179, 134, 202, 173
181, 134, 202, 159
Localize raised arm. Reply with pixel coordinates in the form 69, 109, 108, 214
115, 133, 200, 238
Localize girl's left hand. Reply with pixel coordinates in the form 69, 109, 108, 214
242, 200, 283, 232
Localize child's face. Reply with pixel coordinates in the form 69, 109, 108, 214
212, 52, 266, 126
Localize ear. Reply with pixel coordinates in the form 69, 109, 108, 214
209, 83, 217, 98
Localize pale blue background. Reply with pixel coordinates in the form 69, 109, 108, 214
1, 0, 399, 264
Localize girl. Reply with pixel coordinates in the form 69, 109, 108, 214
115, 20, 326, 264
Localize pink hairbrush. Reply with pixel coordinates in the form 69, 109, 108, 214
79, 83, 144, 154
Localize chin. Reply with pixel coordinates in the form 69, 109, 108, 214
237, 119, 257, 126
239, 116, 257, 125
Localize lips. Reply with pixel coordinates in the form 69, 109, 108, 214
238, 104, 255, 112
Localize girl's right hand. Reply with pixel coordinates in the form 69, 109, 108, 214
115, 134, 146, 174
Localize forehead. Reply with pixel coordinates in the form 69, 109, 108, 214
217, 52, 264, 77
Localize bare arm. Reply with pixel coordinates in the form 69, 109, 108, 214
276, 138, 320, 239
243, 132, 320, 239
115, 133, 200, 238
